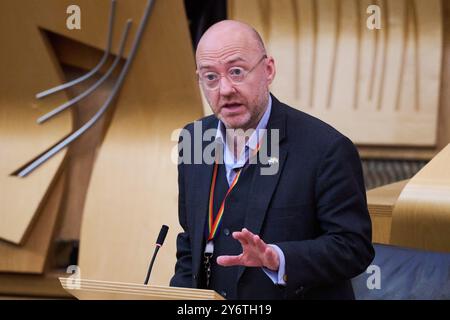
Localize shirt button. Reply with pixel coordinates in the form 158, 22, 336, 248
223, 228, 230, 236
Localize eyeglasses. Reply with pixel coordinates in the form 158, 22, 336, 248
198, 55, 267, 90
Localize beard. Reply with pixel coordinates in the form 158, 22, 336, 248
210, 87, 269, 131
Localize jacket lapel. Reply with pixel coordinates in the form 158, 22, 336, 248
191, 118, 218, 276
237, 94, 288, 282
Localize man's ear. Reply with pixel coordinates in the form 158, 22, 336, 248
195, 69, 200, 82
266, 56, 276, 85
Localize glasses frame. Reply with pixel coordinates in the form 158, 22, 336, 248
198, 54, 268, 91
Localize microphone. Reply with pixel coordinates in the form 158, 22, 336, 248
144, 225, 169, 285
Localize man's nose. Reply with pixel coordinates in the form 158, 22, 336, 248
218, 75, 236, 96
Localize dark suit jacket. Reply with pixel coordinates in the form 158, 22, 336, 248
170, 94, 375, 299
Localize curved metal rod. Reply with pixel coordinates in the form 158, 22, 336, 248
35, 0, 116, 99
37, 20, 132, 124
15, 0, 155, 177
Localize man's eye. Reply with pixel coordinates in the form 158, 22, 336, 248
204, 73, 218, 81
229, 68, 244, 77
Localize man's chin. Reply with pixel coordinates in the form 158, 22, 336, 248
221, 118, 251, 130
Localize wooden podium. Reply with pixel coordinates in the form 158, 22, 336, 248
59, 278, 225, 300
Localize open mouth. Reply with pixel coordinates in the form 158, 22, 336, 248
221, 103, 243, 111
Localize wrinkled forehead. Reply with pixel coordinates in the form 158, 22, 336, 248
196, 28, 262, 69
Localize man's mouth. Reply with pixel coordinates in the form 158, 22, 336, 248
221, 103, 243, 111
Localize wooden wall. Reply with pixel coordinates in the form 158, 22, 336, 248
0, 0, 203, 288
228, 0, 443, 147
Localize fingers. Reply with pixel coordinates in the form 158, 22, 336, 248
252, 234, 267, 253
253, 235, 279, 270
232, 228, 267, 254
232, 228, 253, 246
232, 231, 249, 246
216, 254, 242, 267
218, 229, 277, 269
264, 246, 280, 271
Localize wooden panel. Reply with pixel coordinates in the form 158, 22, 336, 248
370, 214, 391, 245
0, 1, 70, 244
0, 0, 201, 282
78, 0, 203, 285
0, 0, 121, 271
29, 0, 137, 61
55, 66, 117, 241
229, 0, 443, 146
354, 0, 449, 160
268, 0, 298, 101
437, 0, 450, 150
366, 179, 408, 244
367, 180, 408, 215
0, 169, 65, 273
59, 278, 224, 300
44, 30, 113, 76
0, 272, 71, 298
390, 144, 450, 252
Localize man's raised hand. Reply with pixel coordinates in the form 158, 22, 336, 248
216, 228, 280, 271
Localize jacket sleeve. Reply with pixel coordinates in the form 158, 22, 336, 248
169, 131, 194, 288
276, 135, 375, 296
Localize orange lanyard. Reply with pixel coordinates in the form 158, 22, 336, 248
207, 142, 262, 241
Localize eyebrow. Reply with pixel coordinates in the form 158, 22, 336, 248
198, 56, 248, 70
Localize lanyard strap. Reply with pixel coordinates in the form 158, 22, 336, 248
207, 163, 242, 241
207, 141, 262, 242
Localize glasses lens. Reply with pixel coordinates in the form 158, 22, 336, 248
228, 67, 245, 83
199, 55, 265, 90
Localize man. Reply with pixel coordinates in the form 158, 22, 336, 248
170, 20, 374, 299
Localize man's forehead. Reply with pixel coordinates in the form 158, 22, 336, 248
197, 53, 249, 68
196, 43, 261, 69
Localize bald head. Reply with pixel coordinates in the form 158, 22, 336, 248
195, 20, 276, 131
196, 20, 266, 61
